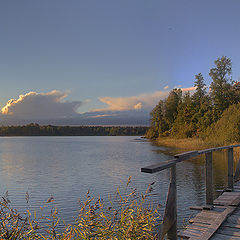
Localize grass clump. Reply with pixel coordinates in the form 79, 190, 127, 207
0, 178, 160, 239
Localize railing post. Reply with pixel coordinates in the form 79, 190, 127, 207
167, 164, 177, 240
205, 152, 213, 205
228, 148, 234, 190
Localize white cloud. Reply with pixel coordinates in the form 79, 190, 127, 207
93, 87, 196, 112
94, 90, 169, 112
1, 90, 84, 119
0, 87, 196, 123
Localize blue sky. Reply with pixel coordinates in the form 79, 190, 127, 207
0, 0, 240, 125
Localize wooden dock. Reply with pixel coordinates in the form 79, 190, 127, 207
141, 144, 240, 240
179, 181, 240, 239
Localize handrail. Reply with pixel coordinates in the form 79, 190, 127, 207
141, 151, 199, 173
141, 144, 240, 174
141, 144, 240, 240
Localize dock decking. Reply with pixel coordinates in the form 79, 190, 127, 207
179, 181, 240, 239
141, 144, 240, 240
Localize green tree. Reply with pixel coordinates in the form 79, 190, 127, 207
147, 100, 167, 138
165, 88, 182, 126
209, 56, 232, 113
192, 73, 206, 105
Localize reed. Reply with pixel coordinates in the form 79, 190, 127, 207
156, 137, 213, 151
0, 178, 160, 239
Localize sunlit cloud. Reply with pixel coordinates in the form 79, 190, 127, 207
90, 114, 118, 118
164, 85, 169, 90
0, 87, 196, 125
93, 87, 196, 112
181, 86, 196, 91
1, 90, 84, 118
93, 91, 169, 112
133, 102, 142, 110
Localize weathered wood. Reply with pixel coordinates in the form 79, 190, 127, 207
180, 207, 235, 240
140, 144, 240, 239
174, 150, 199, 159
161, 164, 177, 240
167, 164, 177, 240
199, 144, 240, 154
213, 192, 240, 207
228, 148, 234, 190
205, 152, 213, 205
190, 206, 205, 211
234, 159, 240, 182
141, 158, 176, 173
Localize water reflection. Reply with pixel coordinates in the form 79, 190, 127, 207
0, 136, 236, 228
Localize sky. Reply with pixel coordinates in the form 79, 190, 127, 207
0, 0, 240, 125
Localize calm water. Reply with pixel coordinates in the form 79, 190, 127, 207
0, 136, 231, 228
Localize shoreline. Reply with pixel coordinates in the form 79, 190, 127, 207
154, 137, 216, 151
152, 138, 240, 159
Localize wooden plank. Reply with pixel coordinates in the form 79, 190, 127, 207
190, 206, 203, 211
141, 158, 196, 173
142, 145, 240, 174
178, 228, 203, 238
230, 196, 240, 206
141, 158, 178, 173
198, 144, 240, 155
191, 207, 235, 239
214, 193, 240, 206
161, 165, 177, 240
234, 182, 240, 187
174, 150, 199, 159
187, 224, 209, 230
191, 222, 211, 228
180, 207, 235, 240
222, 192, 240, 195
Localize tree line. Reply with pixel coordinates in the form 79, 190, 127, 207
146, 56, 240, 140
0, 124, 148, 136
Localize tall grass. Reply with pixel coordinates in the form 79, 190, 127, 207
156, 137, 212, 151
0, 178, 161, 239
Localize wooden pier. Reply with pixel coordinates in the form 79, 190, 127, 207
141, 144, 240, 239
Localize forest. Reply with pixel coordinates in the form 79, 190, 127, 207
146, 56, 240, 145
0, 124, 147, 136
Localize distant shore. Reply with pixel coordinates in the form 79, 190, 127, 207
0, 123, 148, 136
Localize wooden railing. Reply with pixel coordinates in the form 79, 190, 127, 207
141, 144, 240, 240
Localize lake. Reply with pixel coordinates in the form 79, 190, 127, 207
0, 136, 231, 228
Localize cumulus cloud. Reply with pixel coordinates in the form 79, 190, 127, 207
1, 90, 83, 119
94, 91, 169, 112
94, 87, 196, 112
